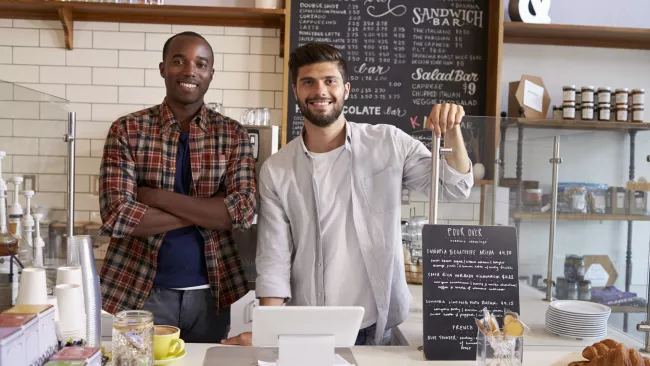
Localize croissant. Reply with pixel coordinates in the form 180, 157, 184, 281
629, 348, 645, 365
582, 341, 616, 360
573, 339, 650, 366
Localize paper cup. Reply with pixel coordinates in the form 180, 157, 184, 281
56, 266, 83, 286
55, 284, 86, 337
56, 266, 84, 304
16, 267, 48, 305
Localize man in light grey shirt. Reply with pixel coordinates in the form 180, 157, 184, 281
222, 42, 473, 346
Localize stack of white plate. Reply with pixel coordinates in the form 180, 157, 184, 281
545, 300, 611, 340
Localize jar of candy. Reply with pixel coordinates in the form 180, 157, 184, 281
579, 280, 592, 301
112, 310, 154, 366
566, 280, 579, 300
564, 255, 585, 282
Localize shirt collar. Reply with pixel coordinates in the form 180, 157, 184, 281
300, 120, 352, 157
159, 98, 208, 133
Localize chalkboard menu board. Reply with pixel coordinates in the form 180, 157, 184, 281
286, 0, 490, 163
422, 225, 520, 361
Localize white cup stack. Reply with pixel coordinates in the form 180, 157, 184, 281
56, 266, 84, 305
16, 267, 48, 305
55, 284, 86, 341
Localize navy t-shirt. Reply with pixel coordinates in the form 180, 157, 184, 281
153, 131, 209, 288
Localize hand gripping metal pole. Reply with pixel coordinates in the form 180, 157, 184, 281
429, 134, 453, 225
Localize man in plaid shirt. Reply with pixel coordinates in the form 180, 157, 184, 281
98, 32, 256, 343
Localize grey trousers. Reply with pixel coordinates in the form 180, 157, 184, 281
141, 287, 231, 344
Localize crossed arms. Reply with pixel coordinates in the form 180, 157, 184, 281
98, 124, 257, 238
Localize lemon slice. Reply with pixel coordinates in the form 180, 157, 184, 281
504, 319, 524, 337
503, 312, 519, 325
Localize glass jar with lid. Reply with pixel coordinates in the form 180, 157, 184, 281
598, 87, 611, 104
566, 280, 579, 300
581, 86, 595, 103
563, 85, 576, 102
579, 280, 592, 301
562, 102, 576, 120
615, 104, 629, 122
615, 88, 629, 105
632, 89, 645, 105
633, 105, 645, 123
112, 310, 154, 366
598, 104, 611, 121
564, 255, 585, 282
581, 102, 595, 121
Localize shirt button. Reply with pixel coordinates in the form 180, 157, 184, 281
318, 263, 322, 267
318, 292, 323, 296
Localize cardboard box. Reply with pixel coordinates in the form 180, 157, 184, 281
508, 75, 551, 118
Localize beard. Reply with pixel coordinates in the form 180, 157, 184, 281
297, 96, 344, 128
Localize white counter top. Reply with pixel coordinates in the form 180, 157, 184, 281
103, 284, 647, 365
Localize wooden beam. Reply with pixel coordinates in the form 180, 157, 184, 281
58, 6, 73, 50
483, 0, 504, 182
281, 0, 291, 147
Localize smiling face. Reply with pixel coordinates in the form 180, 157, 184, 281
293, 61, 350, 128
159, 35, 214, 106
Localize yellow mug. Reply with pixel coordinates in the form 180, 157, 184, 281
153, 325, 185, 360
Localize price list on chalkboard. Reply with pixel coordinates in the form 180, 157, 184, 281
422, 225, 520, 361
286, 0, 489, 162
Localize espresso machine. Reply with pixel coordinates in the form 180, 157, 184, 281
233, 125, 281, 290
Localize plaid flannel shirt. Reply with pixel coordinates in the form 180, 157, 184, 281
98, 99, 256, 315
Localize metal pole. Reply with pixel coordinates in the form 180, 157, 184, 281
429, 134, 452, 225
638, 236, 650, 353
64, 112, 76, 265
545, 137, 562, 302
492, 147, 500, 225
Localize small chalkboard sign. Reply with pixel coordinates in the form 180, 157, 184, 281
422, 225, 520, 361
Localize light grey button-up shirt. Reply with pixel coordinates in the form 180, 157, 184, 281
255, 121, 474, 344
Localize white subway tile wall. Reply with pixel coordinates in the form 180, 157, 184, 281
1, 19, 482, 226
0, 19, 285, 224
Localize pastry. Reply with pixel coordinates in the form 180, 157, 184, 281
574, 339, 650, 366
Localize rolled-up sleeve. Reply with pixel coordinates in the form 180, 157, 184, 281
224, 125, 257, 231
400, 128, 474, 200
98, 123, 148, 238
255, 162, 292, 300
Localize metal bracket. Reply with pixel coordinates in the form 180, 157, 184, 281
549, 158, 563, 164
637, 322, 650, 353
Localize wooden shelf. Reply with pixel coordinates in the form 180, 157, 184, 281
512, 212, 650, 222
504, 22, 650, 50
0, 0, 285, 50
502, 118, 650, 132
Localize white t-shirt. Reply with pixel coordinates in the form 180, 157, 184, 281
310, 145, 378, 329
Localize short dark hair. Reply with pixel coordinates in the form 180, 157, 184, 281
288, 43, 348, 85
162, 31, 214, 62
